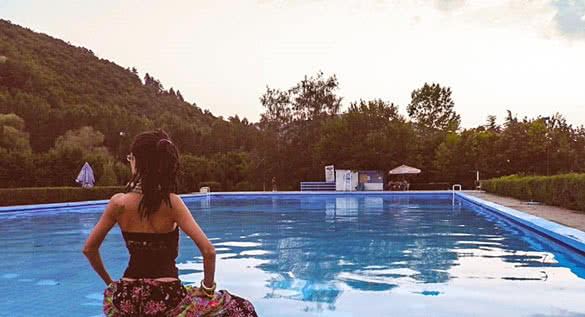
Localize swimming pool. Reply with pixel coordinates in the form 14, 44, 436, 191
1, 193, 585, 316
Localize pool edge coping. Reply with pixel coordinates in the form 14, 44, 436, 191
0, 191, 458, 212
455, 192, 585, 256
2, 191, 584, 255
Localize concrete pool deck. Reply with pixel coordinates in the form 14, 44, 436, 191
466, 191, 585, 233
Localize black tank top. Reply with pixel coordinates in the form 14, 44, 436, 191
122, 227, 179, 278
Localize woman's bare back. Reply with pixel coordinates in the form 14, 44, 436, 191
116, 192, 177, 233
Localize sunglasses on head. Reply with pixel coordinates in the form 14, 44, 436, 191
126, 153, 135, 162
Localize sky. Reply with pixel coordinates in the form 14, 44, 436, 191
1, 0, 584, 128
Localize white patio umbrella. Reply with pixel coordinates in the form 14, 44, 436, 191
388, 165, 421, 175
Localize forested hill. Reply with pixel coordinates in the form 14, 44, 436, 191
0, 19, 238, 155
2, 19, 585, 192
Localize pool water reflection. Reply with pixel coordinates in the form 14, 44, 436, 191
0, 194, 584, 316
186, 195, 585, 316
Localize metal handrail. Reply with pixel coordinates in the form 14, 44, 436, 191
452, 184, 462, 206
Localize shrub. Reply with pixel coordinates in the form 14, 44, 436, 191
0, 186, 125, 206
410, 183, 451, 190
277, 184, 296, 191
234, 181, 254, 191
481, 174, 585, 212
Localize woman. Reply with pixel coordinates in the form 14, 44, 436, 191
83, 129, 258, 316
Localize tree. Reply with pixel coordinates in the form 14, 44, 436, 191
407, 83, 460, 132
98, 161, 117, 186
259, 86, 292, 127
260, 71, 342, 127
144, 73, 163, 93
485, 115, 500, 132
288, 71, 342, 122
53, 126, 108, 156
459, 128, 501, 179
113, 161, 131, 186
0, 148, 34, 187
433, 133, 461, 183
0, 58, 37, 89
50, 126, 117, 186
144, 73, 152, 86
259, 72, 343, 187
178, 154, 210, 193
0, 113, 32, 153
316, 99, 415, 171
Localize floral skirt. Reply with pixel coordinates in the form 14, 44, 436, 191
103, 279, 258, 317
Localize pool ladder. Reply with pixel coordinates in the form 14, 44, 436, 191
452, 184, 462, 207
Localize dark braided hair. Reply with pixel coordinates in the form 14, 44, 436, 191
126, 129, 180, 219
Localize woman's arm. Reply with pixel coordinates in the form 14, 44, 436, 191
82, 193, 123, 286
169, 194, 216, 288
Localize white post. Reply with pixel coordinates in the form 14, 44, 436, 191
476, 171, 480, 189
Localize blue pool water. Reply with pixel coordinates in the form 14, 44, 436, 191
1, 194, 585, 316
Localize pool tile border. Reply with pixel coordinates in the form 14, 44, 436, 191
181, 190, 456, 200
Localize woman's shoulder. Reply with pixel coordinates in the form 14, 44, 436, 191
167, 193, 188, 214
109, 192, 131, 209
168, 193, 185, 206
110, 192, 126, 202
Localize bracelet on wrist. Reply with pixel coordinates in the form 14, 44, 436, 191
200, 280, 216, 298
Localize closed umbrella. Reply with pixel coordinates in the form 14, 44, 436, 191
76, 162, 95, 188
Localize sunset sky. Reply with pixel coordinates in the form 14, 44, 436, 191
2, 0, 584, 128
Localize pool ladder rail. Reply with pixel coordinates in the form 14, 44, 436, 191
452, 184, 462, 208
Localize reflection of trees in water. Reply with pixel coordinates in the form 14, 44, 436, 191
260, 196, 462, 286
188, 195, 573, 307
462, 200, 585, 279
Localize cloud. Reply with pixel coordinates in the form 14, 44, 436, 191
411, 15, 421, 26
531, 310, 585, 317
551, 0, 585, 38
429, 0, 585, 41
435, 0, 466, 11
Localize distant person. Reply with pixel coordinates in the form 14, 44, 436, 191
83, 129, 257, 316
399, 179, 409, 191
272, 176, 277, 192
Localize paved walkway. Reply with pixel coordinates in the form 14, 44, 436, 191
467, 191, 585, 232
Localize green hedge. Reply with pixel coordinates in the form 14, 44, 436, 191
234, 181, 254, 191
410, 183, 451, 190
481, 174, 585, 212
0, 186, 125, 206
